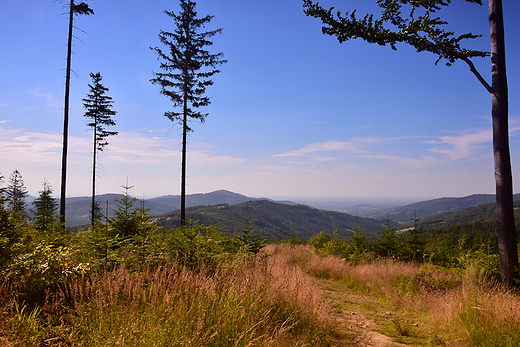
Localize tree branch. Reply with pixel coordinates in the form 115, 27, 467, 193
459, 55, 492, 93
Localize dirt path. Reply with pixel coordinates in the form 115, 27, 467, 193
319, 282, 411, 347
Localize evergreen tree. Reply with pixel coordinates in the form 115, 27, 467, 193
237, 217, 264, 254
151, 0, 226, 226
108, 183, 153, 238
374, 217, 399, 258
83, 72, 118, 228
6, 170, 28, 219
89, 199, 104, 224
31, 180, 59, 232
0, 174, 15, 267
58, 0, 94, 226
303, 0, 518, 284
348, 221, 366, 256
410, 210, 423, 261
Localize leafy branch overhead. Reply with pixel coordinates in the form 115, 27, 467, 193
304, 1, 489, 75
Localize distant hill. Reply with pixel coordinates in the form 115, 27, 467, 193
386, 193, 520, 223
64, 190, 261, 226
154, 200, 395, 241
398, 199, 520, 230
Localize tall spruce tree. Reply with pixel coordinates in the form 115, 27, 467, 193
151, 0, 226, 226
0, 174, 15, 267
303, 0, 518, 284
6, 170, 28, 219
59, 0, 94, 227
83, 72, 118, 228
31, 180, 59, 232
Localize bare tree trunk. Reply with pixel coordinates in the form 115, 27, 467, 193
91, 123, 97, 229
488, 0, 519, 284
60, 0, 75, 227
181, 91, 187, 227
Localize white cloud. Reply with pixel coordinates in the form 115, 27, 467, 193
274, 140, 366, 157
0, 125, 247, 196
424, 129, 491, 160
30, 87, 60, 108
362, 154, 439, 169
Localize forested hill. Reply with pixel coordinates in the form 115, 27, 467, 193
154, 200, 395, 241
399, 199, 520, 230
64, 190, 262, 226
387, 193, 520, 223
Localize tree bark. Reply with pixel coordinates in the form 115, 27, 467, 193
60, 0, 75, 227
91, 121, 97, 229
488, 0, 518, 284
181, 90, 187, 227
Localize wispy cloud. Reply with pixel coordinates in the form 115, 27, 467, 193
30, 87, 60, 108
363, 154, 439, 169
103, 132, 246, 166
274, 140, 366, 157
424, 129, 491, 160
0, 127, 63, 164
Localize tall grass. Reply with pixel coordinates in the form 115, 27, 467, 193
289, 245, 520, 346
3, 244, 519, 346
0, 247, 333, 346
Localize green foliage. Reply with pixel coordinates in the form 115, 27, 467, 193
156, 200, 390, 240
309, 231, 331, 250
168, 222, 231, 269
459, 307, 520, 347
325, 229, 350, 258
406, 199, 520, 230
4, 242, 89, 305
348, 223, 366, 255
30, 180, 59, 233
373, 218, 399, 258
83, 72, 118, 152
150, 0, 226, 127
303, 0, 488, 66
108, 184, 155, 238
5, 170, 28, 219
236, 217, 264, 254
0, 175, 17, 267
78, 187, 162, 269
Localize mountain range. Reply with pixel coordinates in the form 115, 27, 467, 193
385, 193, 520, 223
65, 190, 263, 226
153, 200, 391, 241
63, 190, 519, 238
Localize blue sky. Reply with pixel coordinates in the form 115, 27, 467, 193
1, 0, 519, 200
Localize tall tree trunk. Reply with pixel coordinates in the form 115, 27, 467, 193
59, 0, 75, 227
488, 0, 518, 284
91, 122, 97, 229
181, 91, 187, 227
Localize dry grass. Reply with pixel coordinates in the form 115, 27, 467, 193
0, 247, 334, 346
283, 245, 520, 346
2, 244, 519, 346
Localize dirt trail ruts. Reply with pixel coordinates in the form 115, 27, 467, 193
320, 284, 410, 347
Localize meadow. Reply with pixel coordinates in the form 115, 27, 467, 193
2, 240, 519, 346
1, 186, 519, 346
